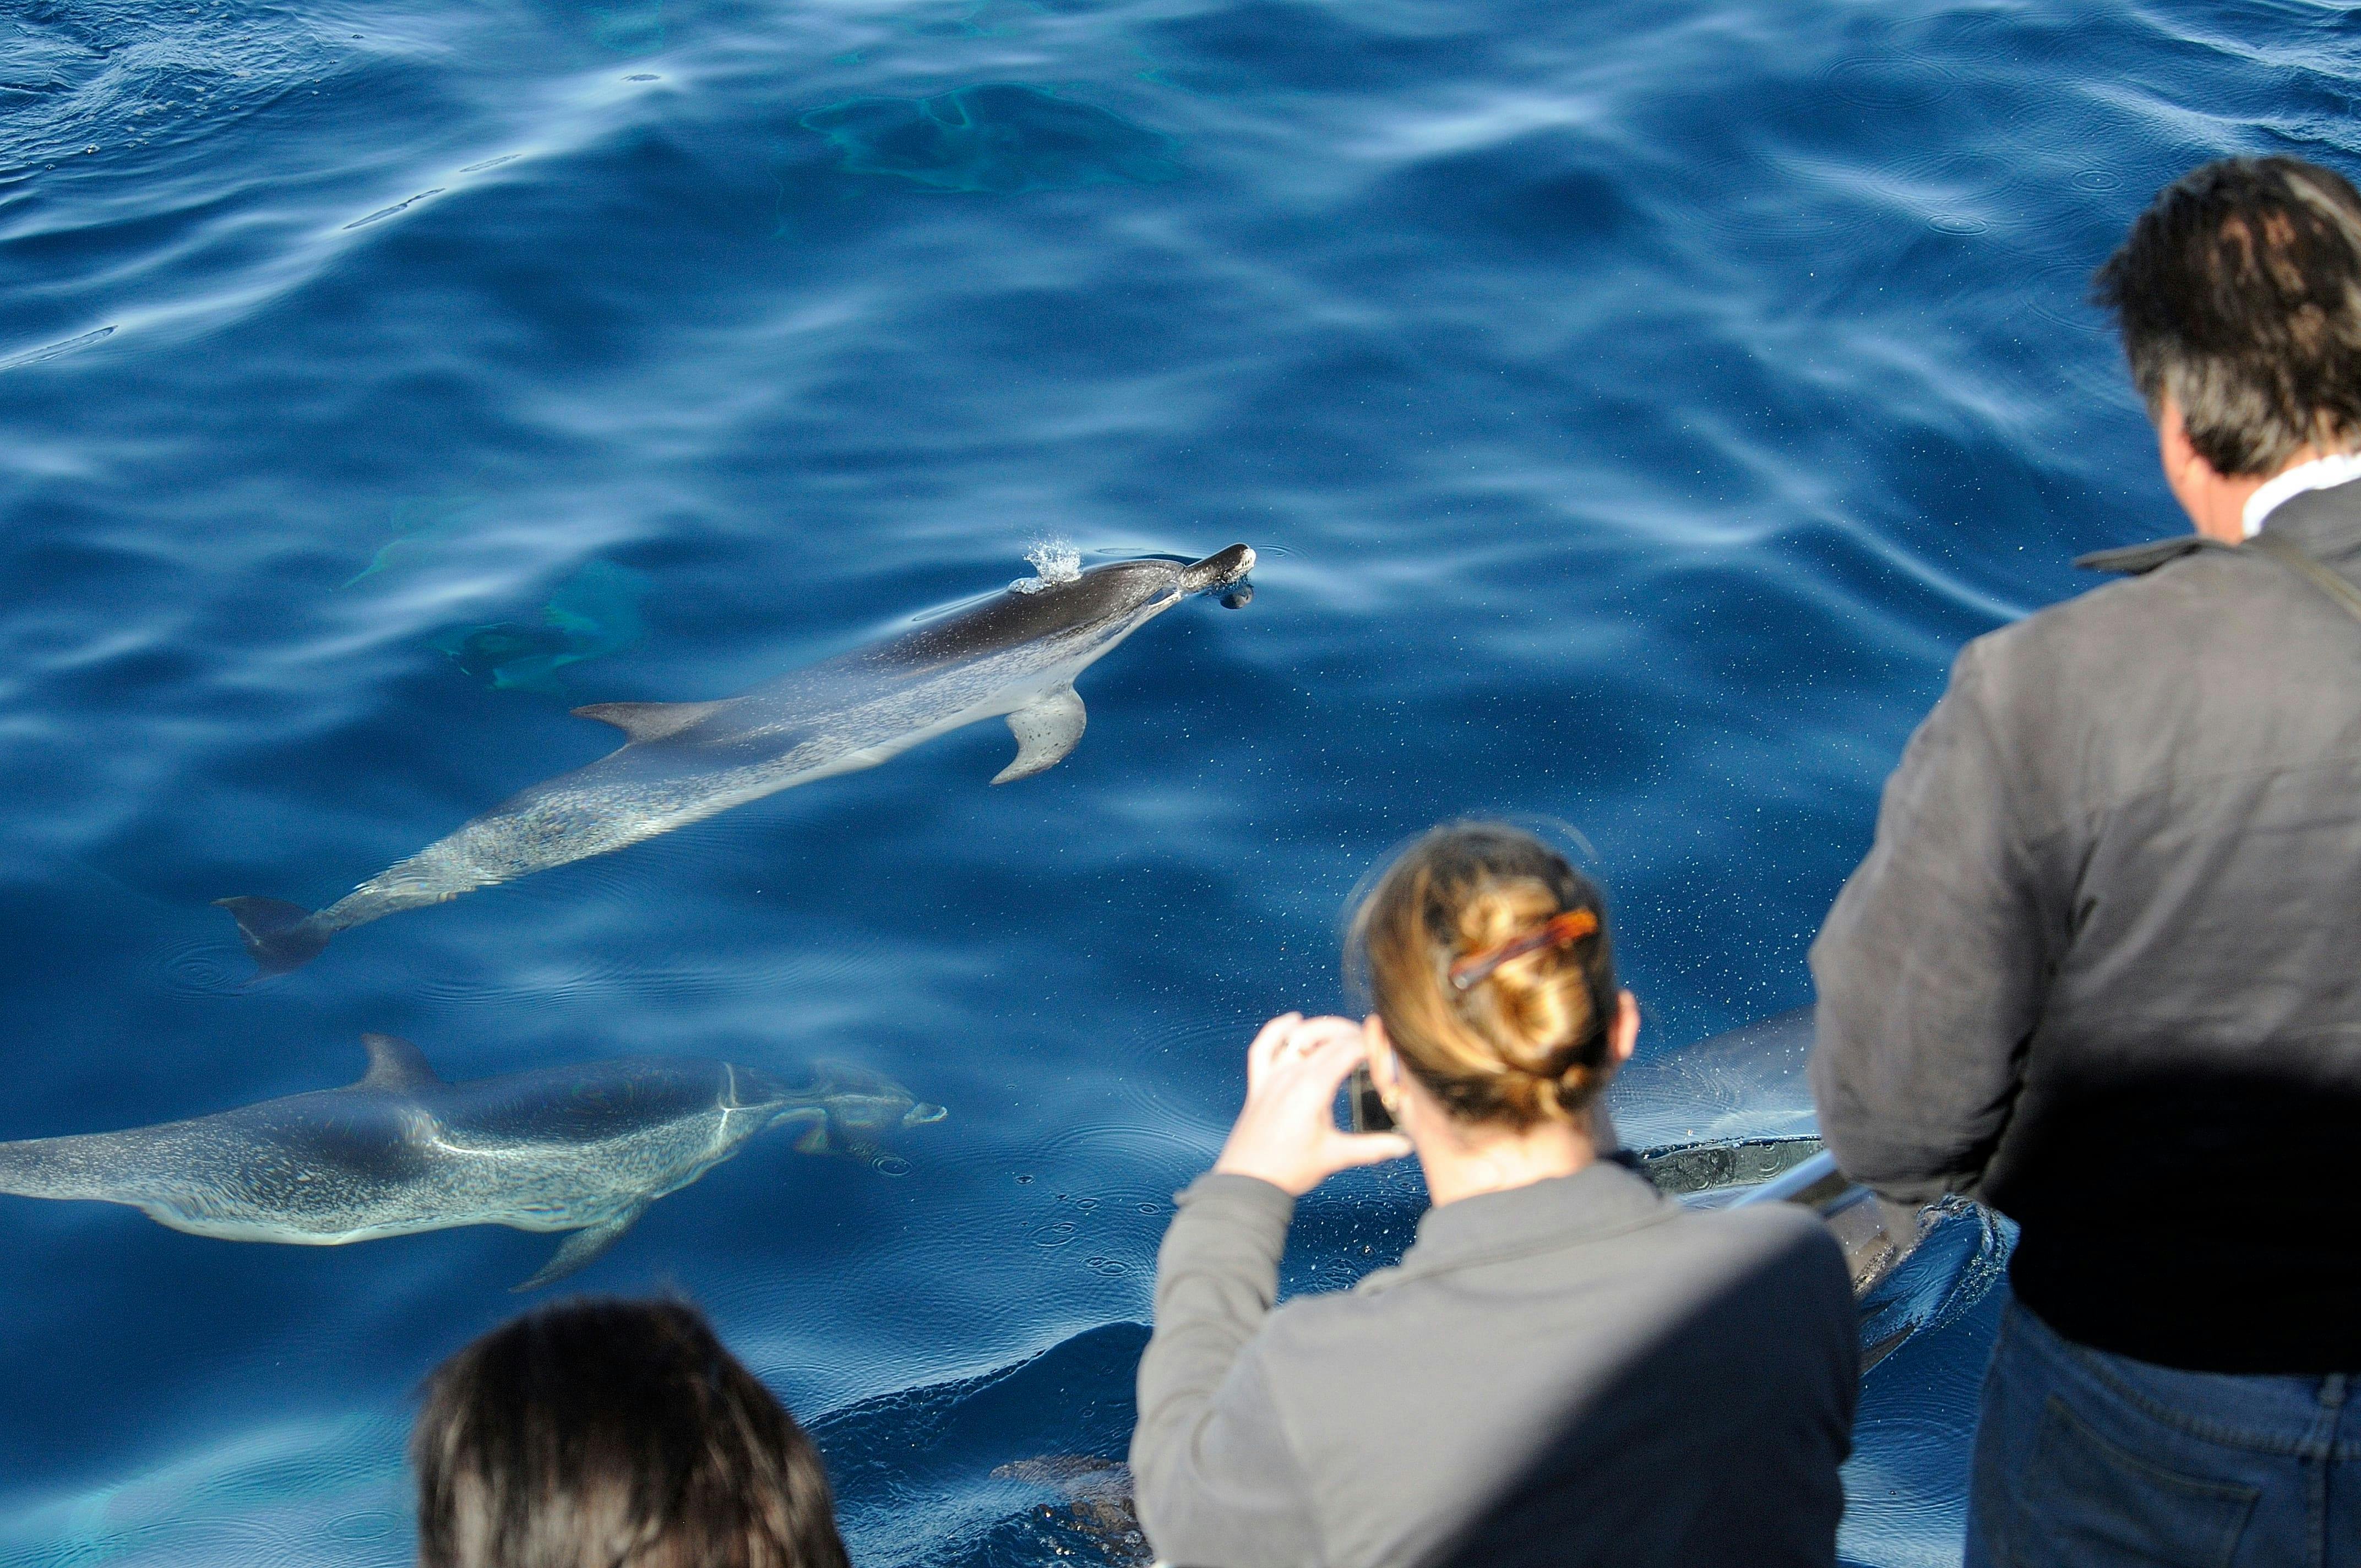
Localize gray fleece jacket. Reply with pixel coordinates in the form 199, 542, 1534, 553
1810, 478, 2361, 1373
1130, 1164, 1855, 1568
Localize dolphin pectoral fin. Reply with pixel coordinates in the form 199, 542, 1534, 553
792, 1119, 833, 1155
512, 1204, 649, 1293
991, 684, 1086, 785
214, 896, 331, 976
571, 700, 729, 744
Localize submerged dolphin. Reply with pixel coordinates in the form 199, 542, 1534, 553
0, 1036, 946, 1290
1611, 1009, 2014, 1369
219, 545, 1258, 973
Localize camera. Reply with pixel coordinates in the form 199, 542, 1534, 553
1345, 1063, 1394, 1135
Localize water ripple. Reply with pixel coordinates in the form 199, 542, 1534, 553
1, 0, 2343, 1563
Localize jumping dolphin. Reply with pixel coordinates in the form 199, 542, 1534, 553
217, 545, 1256, 973
0, 1037, 947, 1290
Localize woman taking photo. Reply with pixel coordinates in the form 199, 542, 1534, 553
1130, 822, 1857, 1567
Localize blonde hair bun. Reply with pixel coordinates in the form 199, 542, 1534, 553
1347, 822, 1616, 1128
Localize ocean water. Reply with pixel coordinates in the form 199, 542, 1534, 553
3, 0, 2354, 1562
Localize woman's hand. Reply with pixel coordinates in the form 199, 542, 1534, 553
1211, 1013, 1415, 1196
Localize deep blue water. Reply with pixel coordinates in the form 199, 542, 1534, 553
3, 0, 2356, 1562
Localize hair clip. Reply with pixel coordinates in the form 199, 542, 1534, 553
1446, 908, 1598, 992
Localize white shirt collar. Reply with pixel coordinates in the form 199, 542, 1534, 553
2242, 452, 2361, 537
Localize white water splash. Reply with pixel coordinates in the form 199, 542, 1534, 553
1011, 539, 1082, 594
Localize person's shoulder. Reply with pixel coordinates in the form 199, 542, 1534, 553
1940, 535, 2242, 734
1254, 1275, 1402, 1379
1270, 1268, 1402, 1335
1676, 1193, 1829, 1245
1672, 1200, 1852, 1291
1978, 533, 2238, 669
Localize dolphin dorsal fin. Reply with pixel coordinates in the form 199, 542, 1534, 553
357, 1033, 443, 1090
572, 700, 727, 743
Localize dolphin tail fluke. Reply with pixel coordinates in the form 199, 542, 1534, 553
214, 896, 333, 976
992, 684, 1086, 785
513, 1204, 648, 1292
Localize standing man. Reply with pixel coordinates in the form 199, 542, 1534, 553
1810, 156, 2361, 1566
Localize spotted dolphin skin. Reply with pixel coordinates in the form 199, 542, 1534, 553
218, 545, 1256, 973
0, 1036, 947, 1291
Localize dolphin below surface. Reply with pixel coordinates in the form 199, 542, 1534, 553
0, 1036, 946, 1290
220, 545, 1256, 973
1611, 1008, 2015, 1369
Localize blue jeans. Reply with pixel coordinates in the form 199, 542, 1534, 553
1966, 1299, 2360, 1568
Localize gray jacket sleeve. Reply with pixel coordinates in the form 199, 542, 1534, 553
1130, 1173, 1321, 1568
1809, 639, 2060, 1204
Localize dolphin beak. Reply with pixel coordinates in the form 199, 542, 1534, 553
1179, 545, 1254, 594
904, 1102, 948, 1126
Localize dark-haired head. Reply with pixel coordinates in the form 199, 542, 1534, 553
412, 1297, 850, 1568
2094, 156, 2361, 475
1347, 822, 1619, 1128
